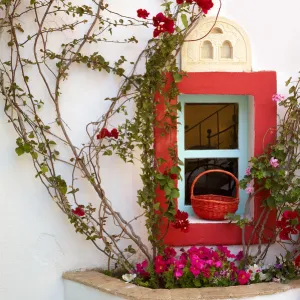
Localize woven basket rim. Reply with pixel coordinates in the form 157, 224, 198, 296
191, 194, 239, 205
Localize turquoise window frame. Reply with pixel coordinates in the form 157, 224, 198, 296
178, 95, 249, 217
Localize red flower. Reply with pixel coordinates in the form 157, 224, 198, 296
153, 13, 175, 37
295, 255, 300, 267
172, 210, 190, 232
72, 205, 85, 217
170, 173, 178, 180
237, 270, 250, 285
136, 260, 150, 278
164, 247, 177, 258
195, 0, 214, 14
283, 210, 298, 219
111, 128, 119, 139
96, 128, 110, 139
176, 0, 184, 3
154, 255, 167, 274
279, 229, 290, 240
137, 9, 149, 19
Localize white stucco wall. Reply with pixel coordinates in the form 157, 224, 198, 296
1, 1, 300, 300
63, 280, 300, 300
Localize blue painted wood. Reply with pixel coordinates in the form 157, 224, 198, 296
178, 95, 249, 217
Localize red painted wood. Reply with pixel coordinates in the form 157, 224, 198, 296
154, 72, 277, 246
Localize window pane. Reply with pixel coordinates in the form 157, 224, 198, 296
184, 103, 238, 150
185, 158, 238, 205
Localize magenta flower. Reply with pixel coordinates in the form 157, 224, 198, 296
272, 94, 285, 102
174, 268, 183, 279
270, 157, 279, 168
190, 265, 201, 277
215, 261, 222, 268
136, 260, 149, 278
217, 246, 236, 259
174, 259, 185, 280
190, 254, 205, 269
201, 268, 210, 278
237, 270, 250, 285
245, 183, 254, 194
235, 251, 244, 261
245, 167, 251, 176
154, 255, 167, 274
164, 247, 176, 258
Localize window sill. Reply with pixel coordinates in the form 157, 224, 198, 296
188, 215, 232, 224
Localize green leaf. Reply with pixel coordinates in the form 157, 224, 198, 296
31, 152, 38, 159
153, 202, 160, 210
285, 77, 292, 86
170, 189, 180, 199
173, 73, 182, 83
41, 165, 48, 174
181, 14, 188, 29
164, 185, 171, 196
15, 146, 25, 156
23, 143, 31, 153
266, 197, 276, 209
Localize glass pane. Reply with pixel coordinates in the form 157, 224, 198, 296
184, 158, 238, 205
184, 103, 238, 150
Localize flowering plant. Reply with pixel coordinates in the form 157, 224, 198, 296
134, 246, 253, 288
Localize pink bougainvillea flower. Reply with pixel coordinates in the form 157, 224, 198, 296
153, 13, 175, 37
237, 270, 250, 285
270, 157, 279, 168
164, 247, 177, 258
137, 9, 150, 19
272, 94, 285, 102
111, 128, 119, 139
172, 210, 190, 232
245, 167, 251, 176
245, 183, 254, 194
283, 210, 298, 220
195, 0, 214, 14
72, 205, 85, 217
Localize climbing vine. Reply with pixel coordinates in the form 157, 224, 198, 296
0, 0, 218, 270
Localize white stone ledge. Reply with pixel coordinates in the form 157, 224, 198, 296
63, 271, 300, 300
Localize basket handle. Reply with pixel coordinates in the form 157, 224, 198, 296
190, 169, 239, 199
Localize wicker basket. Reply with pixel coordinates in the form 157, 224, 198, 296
191, 169, 239, 220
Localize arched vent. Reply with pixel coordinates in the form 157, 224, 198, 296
211, 27, 223, 34
221, 41, 233, 59
201, 41, 213, 59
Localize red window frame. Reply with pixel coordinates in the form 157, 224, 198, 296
154, 72, 277, 246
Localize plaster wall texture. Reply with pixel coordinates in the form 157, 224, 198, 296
1, 1, 300, 300
63, 279, 300, 300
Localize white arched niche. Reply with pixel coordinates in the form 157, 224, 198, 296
181, 17, 252, 72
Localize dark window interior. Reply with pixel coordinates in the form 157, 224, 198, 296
184, 103, 238, 150
185, 158, 238, 205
